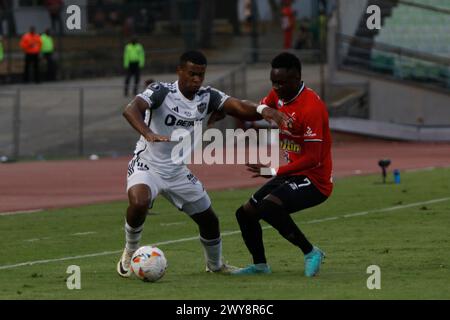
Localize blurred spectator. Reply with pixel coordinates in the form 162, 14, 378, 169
318, 9, 327, 49
45, 0, 64, 35
0, 0, 6, 35
94, 9, 106, 29
309, 17, 317, 48
123, 37, 145, 96
281, 0, 295, 49
243, 0, 253, 33
319, 0, 328, 14
108, 9, 121, 27
135, 8, 154, 34
41, 29, 56, 81
0, 35, 4, 63
0, 0, 15, 36
229, 0, 241, 36
20, 26, 42, 83
294, 22, 310, 50
123, 15, 135, 37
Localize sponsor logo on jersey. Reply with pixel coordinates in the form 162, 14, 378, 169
304, 126, 317, 137
280, 139, 301, 153
164, 114, 204, 128
184, 111, 192, 117
187, 173, 199, 185
172, 106, 179, 113
197, 102, 207, 114
127, 156, 149, 176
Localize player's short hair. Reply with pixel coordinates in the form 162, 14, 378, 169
271, 52, 302, 77
180, 50, 208, 66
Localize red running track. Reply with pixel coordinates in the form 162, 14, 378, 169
1, 142, 449, 213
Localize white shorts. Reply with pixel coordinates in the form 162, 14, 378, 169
126, 156, 211, 215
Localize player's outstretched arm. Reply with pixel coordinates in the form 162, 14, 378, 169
122, 97, 170, 142
222, 97, 289, 128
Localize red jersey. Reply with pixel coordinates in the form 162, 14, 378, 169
261, 83, 333, 197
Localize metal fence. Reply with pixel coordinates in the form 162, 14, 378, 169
0, 63, 247, 161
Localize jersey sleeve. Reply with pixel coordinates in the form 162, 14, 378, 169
207, 88, 230, 114
261, 89, 278, 109
301, 104, 324, 142
137, 82, 169, 109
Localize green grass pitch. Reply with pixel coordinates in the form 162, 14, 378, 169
0, 168, 449, 299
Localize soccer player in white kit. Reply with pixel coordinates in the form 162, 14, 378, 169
117, 51, 288, 277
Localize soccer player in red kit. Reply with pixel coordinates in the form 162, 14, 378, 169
232, 52, 333, 277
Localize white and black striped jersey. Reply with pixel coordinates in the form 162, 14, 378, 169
133, 81, 229, 177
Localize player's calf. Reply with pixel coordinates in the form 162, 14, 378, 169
258, 199, 314, 255
235, 205, 267, 265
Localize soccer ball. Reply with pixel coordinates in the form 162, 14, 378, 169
130, 246, 168, 282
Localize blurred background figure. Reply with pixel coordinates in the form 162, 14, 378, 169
281, 0, 296, 49
294, 21, 311, 50
41, 29, 56, 81
123, 15, 135, 37
135, 8, 154, 34
20, 26, 42, 83
45, 0, 64, 35
93, 8, 106, 29
0, 35, 4, 64
123, 37, 145, 96
318, 9, 327, 51
243, 0, 253, 33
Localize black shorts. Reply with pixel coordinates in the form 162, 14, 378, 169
249, 175, 328, 214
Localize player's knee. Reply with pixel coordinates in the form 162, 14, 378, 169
193, 209, 220, 239
257, 199, 284, 222
235, 206, 246, 223
129, 196, 150, 212
257, 200, 293, 237
263, 195, 283, 207
128, 186, 151, 212
193, 209, 219, 229
206, 211, 219, 228
235, 203, 257, 223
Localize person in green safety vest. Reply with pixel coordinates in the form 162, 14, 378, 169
40, 29, 56, 81
0, 35, 4, 63
123, 37, 145, 96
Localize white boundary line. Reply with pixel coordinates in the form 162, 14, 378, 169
0, 197, 449, 271
0, 209, 44, 216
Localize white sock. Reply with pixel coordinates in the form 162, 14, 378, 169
200, 236, 223, 271
125, 222, 143, 252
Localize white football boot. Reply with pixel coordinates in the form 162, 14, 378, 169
205, 259, 239, 274
116, 248, 135, 278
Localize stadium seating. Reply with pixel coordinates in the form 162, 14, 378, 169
371, 0, 450, 86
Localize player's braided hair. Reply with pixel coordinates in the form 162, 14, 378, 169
180, 50, 208, 66
271, 52, 302, 77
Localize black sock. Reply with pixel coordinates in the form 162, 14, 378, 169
235, 206, 267, 264
258, 200, 313, 255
